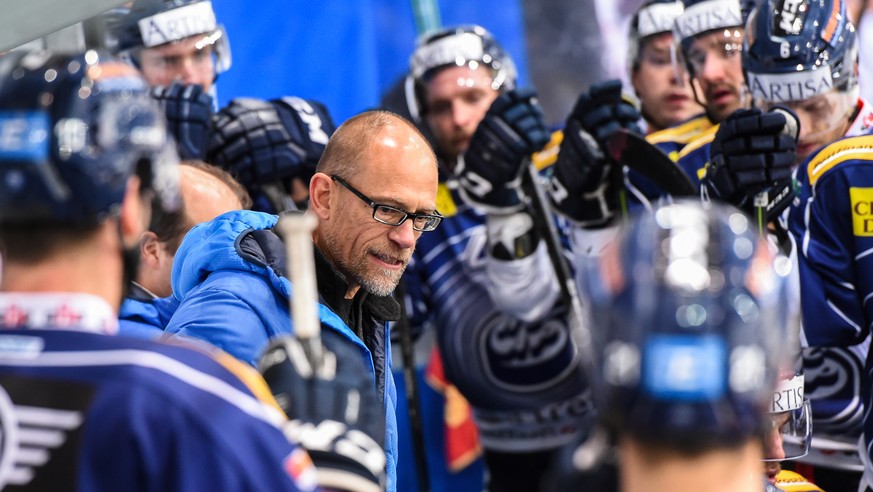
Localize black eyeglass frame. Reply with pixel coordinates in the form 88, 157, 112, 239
331, 174, 443, 232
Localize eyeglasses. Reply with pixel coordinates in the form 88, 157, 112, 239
331, 175, 442, 232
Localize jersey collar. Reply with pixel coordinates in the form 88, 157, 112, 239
0, 292, 118, 335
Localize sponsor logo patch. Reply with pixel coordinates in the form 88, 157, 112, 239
850, 187, 873, 236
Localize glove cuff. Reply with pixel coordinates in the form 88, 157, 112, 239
456, 154, 526, 213
548, 175, 617, 228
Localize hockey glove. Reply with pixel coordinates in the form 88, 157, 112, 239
208, 96, 337, 192
703, 107, 798, 221
572, 79, 642, 147
548, 80, 642, 227
150, 82, 213, 160
259, 334, 386, 492
456, 88, 551, 213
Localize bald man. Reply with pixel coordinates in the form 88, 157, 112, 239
164, 111, 440, 491
119, 161, 250, 338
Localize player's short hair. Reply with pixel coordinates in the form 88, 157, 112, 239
150, 160, 250, 255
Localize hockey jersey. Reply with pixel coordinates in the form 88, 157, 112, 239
787, 99, 873, 474
403, 173, 593, 453
0, 292, 316, 491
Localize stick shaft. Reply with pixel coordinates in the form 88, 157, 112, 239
279, 213, 322, 361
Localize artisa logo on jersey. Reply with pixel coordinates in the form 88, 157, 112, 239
850, 187, 873, 236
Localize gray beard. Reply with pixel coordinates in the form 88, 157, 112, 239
321, 227, 405, 297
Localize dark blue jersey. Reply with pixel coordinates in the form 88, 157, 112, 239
403, 176, 592, 452
0, 325, 316, 491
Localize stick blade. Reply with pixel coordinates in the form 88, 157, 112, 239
607, 129, 696, 197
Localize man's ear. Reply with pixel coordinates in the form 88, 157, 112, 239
139, 232, 161, 269
308, 172, 333, 220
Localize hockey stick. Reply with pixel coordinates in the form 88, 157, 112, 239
277, 212, 323, 366
0, 0, 128, 52
399, 2, 441, 489
393, 279, 431, 492
521, 161, 595, 377
607, 129, 697, 197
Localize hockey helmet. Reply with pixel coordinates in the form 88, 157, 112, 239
744, 0, 858, 105
407, 24, 516, 122
627, 0, 684, 73
674, 0, 745, 78
0, 50, 180, 226
106, 0, 231, 75
582, 200, 792, 452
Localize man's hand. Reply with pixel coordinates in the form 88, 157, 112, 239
703, 107, 798, 220
259, 335, 386, 492
150, 82, 213, 160
548, 80, 642, 227
456, 88, 550, 213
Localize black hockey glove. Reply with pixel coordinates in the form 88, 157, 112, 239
150, 82, 213, 160
456, 88, 551, 213
573, 80, 642, 146
208, 96, 337, 192
548, 80, 642, 227
703, 107, 798, 221
260, 334, 386, 492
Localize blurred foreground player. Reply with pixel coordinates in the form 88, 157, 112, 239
578, 201, 792, 492
0, 51, 315, 491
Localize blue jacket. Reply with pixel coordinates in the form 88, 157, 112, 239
118, 287, 179, 339
164, 210, 399, 491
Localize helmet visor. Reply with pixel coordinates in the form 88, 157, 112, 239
763, 374, 811, 461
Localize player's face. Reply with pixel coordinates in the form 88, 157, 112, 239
632, 33, 701, 132
757, 91, 856, 162
318, 125, 438, 297
138, 35, 215, 92
685, 29, 746, 122
762, 411, 790, 485
423, 64, 501, 162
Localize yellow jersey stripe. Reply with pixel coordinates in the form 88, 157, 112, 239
646, 116, 712, 145
677, 123, 720, 159
807, 135, 873, 185
216, 351, 287, 416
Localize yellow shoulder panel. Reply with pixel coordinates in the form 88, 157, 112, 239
677, 123, 720, 160
646, 116, 713, 145
807, 135, 873, 186
774, 470, 824, 492
215, 351, 287, 416
532, 129, 563, 171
